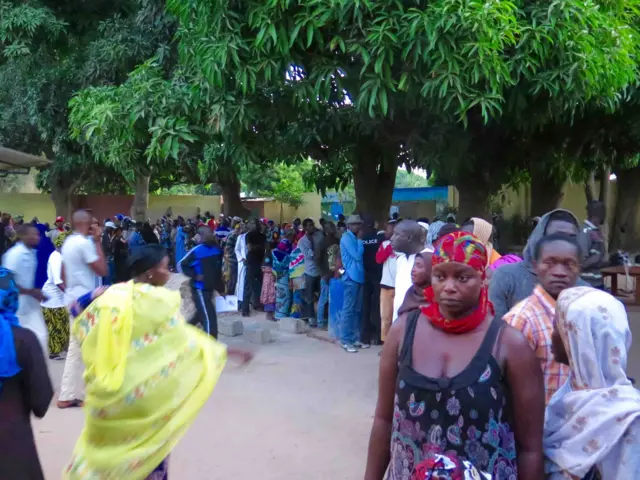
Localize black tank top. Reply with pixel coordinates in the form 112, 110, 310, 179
387, 312, 518, 480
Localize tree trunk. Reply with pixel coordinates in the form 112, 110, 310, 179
609, 167, 640, 252
599, 166, 612, 256
131, 173, 150, 222
530, 168, 567, 217
584, 171, 596, 203
50, 172, 80, 219
352, 156, 397, 226
599, 166, 611, 203
219, 167, 249, 217
455, 180, 491, 222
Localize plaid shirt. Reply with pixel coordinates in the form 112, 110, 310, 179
503, 285, 570, 404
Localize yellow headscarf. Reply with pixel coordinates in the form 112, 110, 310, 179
64, 281, 227, 479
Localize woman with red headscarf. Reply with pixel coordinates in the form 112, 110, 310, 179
365, 232, 544, 480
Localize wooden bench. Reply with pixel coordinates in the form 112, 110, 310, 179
601, 266, 640, 304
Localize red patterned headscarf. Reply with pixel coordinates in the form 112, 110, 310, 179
424, 232, 493, 334
432, 231, 488, 279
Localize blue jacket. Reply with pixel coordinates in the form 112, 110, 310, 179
128, 231, 145, 256
340, 231, 364, 284
180, 243, 224, 292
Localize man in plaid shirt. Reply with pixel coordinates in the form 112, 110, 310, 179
504, 233, 582, 404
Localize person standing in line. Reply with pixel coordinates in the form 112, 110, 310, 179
545, 287, 640, 480
395, 251, 432, 317
234, 223, 248, 306
273, 228, 295, 319
425, 219, 445, 248
141, 221, 159, 245
292, 217, 304, 244
390, 220, 429, 322
489, 209, 588, 320
215, 216, 232, 245
2, 224, 48, 353
503, 233, 581, 404
57, 210, 107, 409
580, 200, 607, 289
461, 217, 502, 267
128, 221, 145, 256
223, 217, 241, 294
180, 228, 225, 337
102, 221, 116, 285
359, 214, 382, 345
48, 215, 66, 243
242, 220, 266, 317
111, 227, 129, 283
339, 215, 366, 353
174, 218, 187, 266
260, 240, 277, 320
42, 231, 71, 360
0, 267, 54, 480
376, 220, 398, 342
298, 218, 324, 325
365, 232, 544, 480
316, 222, 340, 330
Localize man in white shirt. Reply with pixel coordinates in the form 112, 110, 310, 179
57, 210, 107, 409
376, 220, 399, 341
391, 220, 430, 322
2, 224, 48, 352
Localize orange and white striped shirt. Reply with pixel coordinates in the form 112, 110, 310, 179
503, 285, 570, 404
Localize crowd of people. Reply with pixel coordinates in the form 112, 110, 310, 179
0, 199, 639, 479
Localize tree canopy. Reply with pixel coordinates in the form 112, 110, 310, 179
167, 0, 640, 221
3, 0, 640, 229
0, 0, 177, 217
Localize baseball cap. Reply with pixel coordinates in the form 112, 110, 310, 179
55, 216, 64, 223
346, 214, 363, 225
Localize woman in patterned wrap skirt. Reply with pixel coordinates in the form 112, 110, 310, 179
41, 231, 70, 358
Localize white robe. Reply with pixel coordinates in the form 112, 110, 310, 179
235, 233, 247, 300
2, 243, 48, 354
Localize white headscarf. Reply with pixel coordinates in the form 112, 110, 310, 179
544, 287, 640, 480
417, 222, 432, 251
426, 220, 445, 247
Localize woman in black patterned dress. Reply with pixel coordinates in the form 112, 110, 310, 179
365, 232, 545, 480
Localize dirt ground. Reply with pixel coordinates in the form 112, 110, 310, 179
35, 316, 379, 479
33, 300, 640, 479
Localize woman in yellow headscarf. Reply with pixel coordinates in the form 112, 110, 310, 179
462, 217, 502, 267
64, 244, 251, 480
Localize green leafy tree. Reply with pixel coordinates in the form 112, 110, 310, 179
261, 163, 308, 224
394, 169, 430, 189
168, 0, 640, 222
0, 0, 174, 217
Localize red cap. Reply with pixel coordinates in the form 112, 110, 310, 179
55, 216, 64, 223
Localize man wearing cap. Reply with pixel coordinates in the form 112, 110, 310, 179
49, 216, 65, 242
339, 215, 366, 353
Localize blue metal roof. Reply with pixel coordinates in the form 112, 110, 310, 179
392, 186, 448, 202
323, 186, 448, 203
